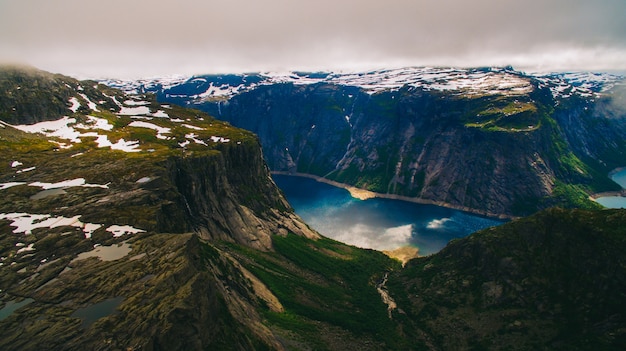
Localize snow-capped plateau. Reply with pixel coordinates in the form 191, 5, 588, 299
103, 67, 625, 103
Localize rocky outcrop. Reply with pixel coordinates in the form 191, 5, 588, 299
162, 141, 318, 250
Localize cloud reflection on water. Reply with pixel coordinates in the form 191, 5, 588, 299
273, 175, 503, 255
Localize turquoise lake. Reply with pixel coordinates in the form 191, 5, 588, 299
273, 175, 503, 256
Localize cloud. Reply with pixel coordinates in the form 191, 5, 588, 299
330, 223, 413, 251
426, 218, 451, 230
1, 0, 626, 78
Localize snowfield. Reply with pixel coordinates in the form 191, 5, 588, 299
103, 66, 625, 102
0, 212, 145, 240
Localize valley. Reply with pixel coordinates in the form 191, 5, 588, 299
0, 65, 625, 350
112, 67, 626, 217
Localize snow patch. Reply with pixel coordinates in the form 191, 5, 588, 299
95, 135, 141, 152
210, 136, 230, 143
78, 93, 99, 111
14, 117, 82, 143
123, 99, 149, 106
16, 243, 35, 254
68, 97, 81, 112
183, 123, 204, 130
128, 121, 171, 139
151, 110, 169, 118
76, 116, 114, 131
118, 105, 151, 116
0, 213, 82, 235
136, 177, 151, 183
185, 133, 207, 146
0, 182, 26, 190
16, 166, 36, 174
106, 225, 145, 237
0, 212, 143, 239
28, 178, 109, 190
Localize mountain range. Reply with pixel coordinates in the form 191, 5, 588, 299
0, 65, 625, 350
106, 67, 626, 217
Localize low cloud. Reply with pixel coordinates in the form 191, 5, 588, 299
2, 0, 625, 77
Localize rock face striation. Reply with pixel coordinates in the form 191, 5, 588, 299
116, 67, 626, 217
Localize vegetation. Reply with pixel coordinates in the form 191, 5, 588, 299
463, 95, 540, 132
389, 207, 626, 350
227, 234, 409, 349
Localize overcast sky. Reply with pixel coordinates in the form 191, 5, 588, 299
1, 0, 625, 78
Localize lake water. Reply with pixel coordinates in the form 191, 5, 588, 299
273, 175, 503, 256
0, 298, 34, 321
594, 168, 626, 209
595, 196, 626, 209
71, 297, 124, 328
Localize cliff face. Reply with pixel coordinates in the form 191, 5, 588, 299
141, 68, 626, 217
200, 84, 615, 216
163, 142, 317, 250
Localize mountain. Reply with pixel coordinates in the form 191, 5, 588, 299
0, 65, 330, 350
390, 207, 626, 350
2, 66, 626, 350
107, 67, 626, 217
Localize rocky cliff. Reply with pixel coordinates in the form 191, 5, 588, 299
125, 68, 626, 217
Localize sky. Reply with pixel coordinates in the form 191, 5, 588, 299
1, 0, 625, 79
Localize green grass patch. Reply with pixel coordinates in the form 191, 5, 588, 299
548, 181, 603, 210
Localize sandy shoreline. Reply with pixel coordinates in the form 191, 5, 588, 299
271, 171, 513, 220
589, 189, 626, 199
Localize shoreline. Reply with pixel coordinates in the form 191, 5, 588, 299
271, 171, 514, 220
589, 189, 626, 199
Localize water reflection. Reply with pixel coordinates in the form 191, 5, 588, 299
273, 175, 503, 255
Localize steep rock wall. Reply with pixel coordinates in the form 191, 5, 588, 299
197, 83, 626, 216
161, 141, 318, 250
